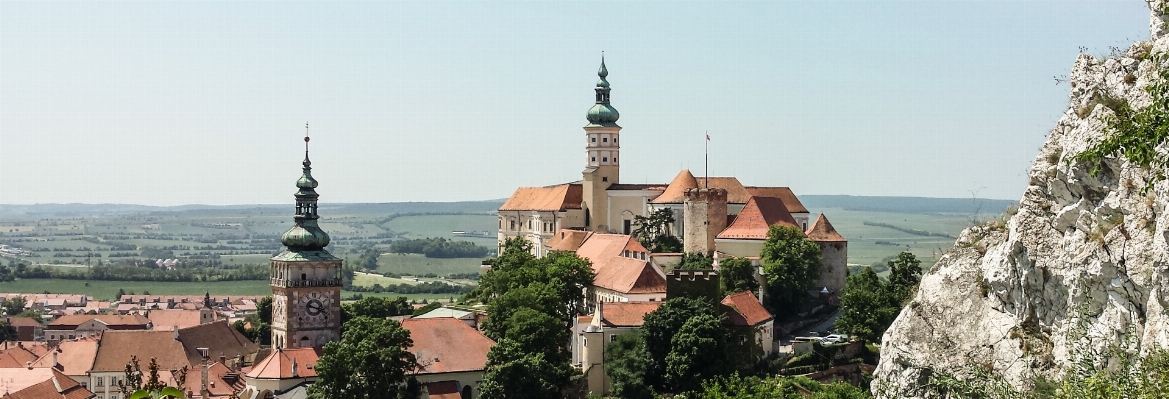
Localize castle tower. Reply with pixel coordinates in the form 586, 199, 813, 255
270, 131, 342, 349
683, 188, 728, 255
582, 55, 621, 232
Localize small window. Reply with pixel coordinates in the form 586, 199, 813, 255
301, 273, 307, 281
591, 137, 596, 142
510, 221, 516, 230
614, 138, 617, 144
610, 334, 618, 342
602, 137, 608, 142
602, 177, 608, 182
603, 157, 608, 162
591, 157, 596, 162
614, 157, 617, 163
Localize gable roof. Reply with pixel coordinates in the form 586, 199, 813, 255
149, 309, 210, 331
805, 213, 847, 242
90, 330, 191, 372
745, 186, 809, 214
176, 320, 259, 368
30, 337, 99, 377
716, 197, 800, 240
651, 170, 699, 204
7, 317, 42, 328
402, 318, 495, 375
0, 345, 40, 368
47, 314, 151, 330
244, 347, 322, 380
599, 302, 662, 327
546, 229, 594, 252
498, 184, 583, 212
575, 234, 665, 294
701, 177, 753, 203
0, 368, 92, 399
721, 291, 773, 326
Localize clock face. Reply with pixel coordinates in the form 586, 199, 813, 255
298, 291, 332, 327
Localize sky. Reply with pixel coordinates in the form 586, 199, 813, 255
0, 1, 1153, 206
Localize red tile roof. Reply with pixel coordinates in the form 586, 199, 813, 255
7, 317, 42, 328
745, 186, 809, 214
546, 229, 594, 252
149, 309, 210, 331
244, 347, 321, 380
47, 314, 151, 330
402, 318, 495, 375
575, 234, 665, 294
424, 381, 462, 399
0, 367, 93, 399
702, 177, 753, 203
90, 330, 191, 372
599, 302, 662, 327
175, 320, 258, 369
716, 197, 800, 240
805, 214, 847, 242
498, 184, 583, 212
651, 170, 699, 204
721, 291, 773, 326
0, 345, 40, 368
31, 337, 99, 377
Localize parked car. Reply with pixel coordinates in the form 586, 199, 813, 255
823, 334, 848, 344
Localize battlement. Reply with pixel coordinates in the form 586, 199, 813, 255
683, 188, 728, 202
666, 269, 721, 300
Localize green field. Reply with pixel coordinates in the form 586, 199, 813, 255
375, 253, 483, 276
0, 279, 270, 300
382, 214, 497, 246
807, 207, 975, 270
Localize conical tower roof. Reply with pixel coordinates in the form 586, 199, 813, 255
651, 170, 699, 204
805, 213, 847, 242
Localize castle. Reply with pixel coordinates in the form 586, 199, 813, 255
497, 58, 848, 298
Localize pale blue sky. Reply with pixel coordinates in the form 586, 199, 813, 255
0, 1, 1151, 206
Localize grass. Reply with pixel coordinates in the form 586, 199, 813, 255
375, 253, 483, 276
383, 214, 497, 246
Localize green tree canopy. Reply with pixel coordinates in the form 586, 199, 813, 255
479, 339, 576, 399
345, 296, 411, 320
309, 317, 419, 399
834, 252, 923, 343
258, 295, 273, 324
632, 208, 683, 252
502, 308, 570, 363
677, 252, 714, 270
641, 297, 720, 391
474, 238, 594, 324
604, 332, 655, 399
665, 313, 729, 393
2, 297, 26, 316
719, 256, 759, 296
759, 225, 822, 319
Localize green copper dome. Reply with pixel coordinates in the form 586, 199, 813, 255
277, 135, 333, 252
586, 56, 620, 127
296, 157, 318, 189
281, 220, 331, 249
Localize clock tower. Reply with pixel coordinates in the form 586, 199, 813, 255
270, 130, 342, 349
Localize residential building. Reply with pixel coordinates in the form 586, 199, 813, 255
0, 367, 94, 399
45, 315, 152, 344
240, 347, 322, 399
30, 336, 99, 387
402, 318, 496, 399
87, 330, 191, 399
574, 301, 662, 395
548, 231, 666, 307
149, 309, 217, 331
7, 316, 43, 341
721, 291, 776, 358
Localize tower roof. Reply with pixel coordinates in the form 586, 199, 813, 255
651, 170, 700, 204
716, 196, 800, 240
278, 129, 335, 255
586, 55, 620, 128
805, 213, 847, 242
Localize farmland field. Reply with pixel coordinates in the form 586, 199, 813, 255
375, 253, 483, 276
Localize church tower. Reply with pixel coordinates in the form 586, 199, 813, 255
270, 131, 342, 349
582, 55, 621, 232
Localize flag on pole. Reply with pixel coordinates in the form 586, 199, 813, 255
706, 134, 710, 141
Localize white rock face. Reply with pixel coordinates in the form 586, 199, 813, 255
873, 6, 1169, 397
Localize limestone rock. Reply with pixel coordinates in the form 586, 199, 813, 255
873, 5, 1169, 397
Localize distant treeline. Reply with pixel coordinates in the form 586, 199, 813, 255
863, 221, 956, 239
802, 195, 1016, 215
345, 281, 474, 295
389, 237, 490, 258
0, 262, 266, 283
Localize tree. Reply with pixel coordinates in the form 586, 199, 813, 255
605, 332, 655, 399
2, 297, 26, 316
474, 238, 593, 325
411, 301, 442, 317
719, 257, 758, 296
479, 339, 575, 399
502, 308, 570, 362
309, 317, 419, 399
641, 297, 720, 391
632, 208, 683, 252
346, 296, 410, 320
834, 266, 896, 343
481, 283, 562, 342
665, 313, 728, 393
759, 225, 822, 319
258, 295, 273, 324
698, 374, 870, 399
886, 251, 923, 302
0, 319, 9, 342
677, 252, 714, 270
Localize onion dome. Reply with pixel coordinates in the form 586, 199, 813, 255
279, 133, 332, 251
586, 55, 620, 128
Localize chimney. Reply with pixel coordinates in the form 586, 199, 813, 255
219, 355, 226, 366
52, 352, 58, 368
291, 357, 299, 378
173, 326, 179, 340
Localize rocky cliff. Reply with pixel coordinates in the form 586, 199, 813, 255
873, 4, 1169, 397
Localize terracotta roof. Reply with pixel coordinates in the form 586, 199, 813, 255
424, 381, 461, 399
650, 170, 699, 204
402, 318, 495, 375
244, 347, 321, 380
205, 362, 243, 397
607, 183, 667, 191
721, 291, 773, 326
498, 184, 583, 212
805, 213, 847, 242
8, 317, 42, 328
47, 314, 151, 330
599, 302, 662, 327
745, 186, 809, 214
0, 345, 40, 368
716, 197, 800, 240
176, 321, 258, 369
31, 337, 99, 377
149, 309, 210, 331
546, 229, 593, 252
1, 342, 49, 358
90, 330, 191, 372
0, 368, 93, 399
575, 234, 665, 294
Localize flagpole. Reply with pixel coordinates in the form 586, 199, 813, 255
705, 131, 709, 188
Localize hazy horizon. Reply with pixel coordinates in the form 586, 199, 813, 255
1, 1, 1150, 206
